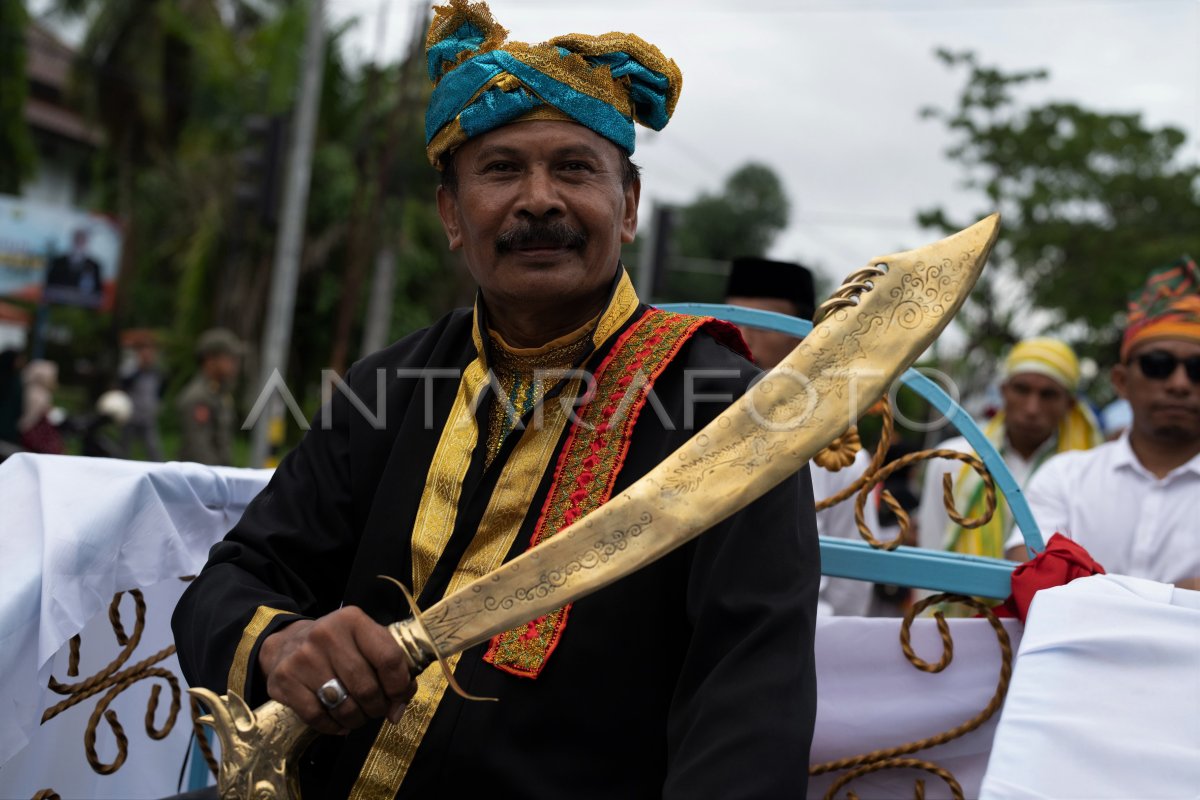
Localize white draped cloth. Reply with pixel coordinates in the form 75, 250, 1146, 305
811, 616, 1022, 799
982, 574, 1200, 799
0, 454, 271, 766
6, 456, 1195, 799
0, 454, 1029, 798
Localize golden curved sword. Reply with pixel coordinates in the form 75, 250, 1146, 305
190, 214, 1000, 799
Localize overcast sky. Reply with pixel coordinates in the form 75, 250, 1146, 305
327, 0, 1200, 288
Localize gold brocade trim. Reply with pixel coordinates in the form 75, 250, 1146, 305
410, 357, 489, 596
349, 272, 639, 799
593, 269, 639, 346
349, 383, 580, 800
503, 41, 629, 116
226, 606, 290, 698
547, 32, 683, 119
426, 0, 508, 81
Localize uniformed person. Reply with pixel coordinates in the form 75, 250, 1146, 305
176, 328, 242, 465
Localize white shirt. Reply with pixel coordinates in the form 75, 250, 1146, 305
1004, 434, 1200, 584
812, 448, 881, 616
916, 433, 1050, 552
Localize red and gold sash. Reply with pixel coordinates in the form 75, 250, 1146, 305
483, 307, 743, 678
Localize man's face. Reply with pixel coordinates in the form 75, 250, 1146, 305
1113, 338, 1200, 443
1001, 372, 1073, 447
205, 353, 240, 386
725, 296, 801, 370
435, 121, 638, 317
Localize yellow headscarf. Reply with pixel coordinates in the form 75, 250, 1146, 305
947, 338, 1101, 558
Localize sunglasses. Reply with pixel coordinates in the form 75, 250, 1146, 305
1135, 350, 1200, 383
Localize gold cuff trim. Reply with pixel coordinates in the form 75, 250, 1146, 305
226, 605, 291, 698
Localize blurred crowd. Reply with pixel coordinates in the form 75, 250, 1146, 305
0, 326, 243, 467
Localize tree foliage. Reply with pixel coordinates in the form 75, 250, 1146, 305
1, 0, 36, 193
33, 1, 464, 444
920, 49, 1200, 365
676, 162, 790, 261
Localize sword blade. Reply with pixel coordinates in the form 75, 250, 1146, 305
405, 213, 1000, 659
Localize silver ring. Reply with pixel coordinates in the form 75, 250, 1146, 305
316, 678, 348, 710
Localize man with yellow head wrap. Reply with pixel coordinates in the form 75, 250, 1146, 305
173, 2, 818, 797
1004, 257, 1200, 587
918, 337, 1102, 560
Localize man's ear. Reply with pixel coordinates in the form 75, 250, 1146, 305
620, 178, 641, 245
1111, 363, 1129, 399
436, 186, 463, 251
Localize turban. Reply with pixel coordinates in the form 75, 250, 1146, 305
423, 0, 682, 168
1121, 256, 1200, 360
1003, 337, 1081, 392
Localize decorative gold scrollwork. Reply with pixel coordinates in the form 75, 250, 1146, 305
41, 589, 182, 775
813, 396, 999, 551
809, 594, 1014, 800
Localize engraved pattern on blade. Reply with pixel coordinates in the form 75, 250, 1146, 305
481, 513, 654, 612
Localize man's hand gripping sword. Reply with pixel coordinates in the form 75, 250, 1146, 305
189, 214, 1000, 800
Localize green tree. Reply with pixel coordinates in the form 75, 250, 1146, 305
920, 49, 1200, 369
677, 162, 790, 261
648, 161, 791, 303
0, 0, 36, 193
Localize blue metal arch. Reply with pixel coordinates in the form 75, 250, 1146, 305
657, 302, 1043, 599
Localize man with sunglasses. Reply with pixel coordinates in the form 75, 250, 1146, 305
1006, 257, 1200, 590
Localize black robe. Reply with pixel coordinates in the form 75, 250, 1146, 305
173, 297, 819, 799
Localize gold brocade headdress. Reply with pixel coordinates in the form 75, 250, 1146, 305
423, 0, 683, 168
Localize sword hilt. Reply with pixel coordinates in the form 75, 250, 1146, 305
382, 575, 497, 703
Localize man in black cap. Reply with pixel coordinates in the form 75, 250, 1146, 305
725, 256, 878, 616
724, 256, 815, 371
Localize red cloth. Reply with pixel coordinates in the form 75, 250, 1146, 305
994, 533, 1105, 622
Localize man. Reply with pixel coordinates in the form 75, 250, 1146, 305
725, 256, 880, 616
918, 337, 1101, 559
121, 331, 165, 461
173, 3, 818, 797
176, 328, 241, 465
1006, 257, 1200, 589
45, 228, 104, 308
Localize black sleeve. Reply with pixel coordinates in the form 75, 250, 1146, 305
171, 363, 363, 705
659, 333, 820, 799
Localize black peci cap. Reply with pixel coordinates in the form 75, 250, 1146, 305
724, 257, 816, 320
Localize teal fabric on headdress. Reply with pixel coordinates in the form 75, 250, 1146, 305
423, 0, 682, 167
428, 49, 643, 153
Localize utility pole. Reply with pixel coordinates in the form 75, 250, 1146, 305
249, 0, 325, 467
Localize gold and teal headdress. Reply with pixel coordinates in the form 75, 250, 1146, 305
424, 0, 683, 168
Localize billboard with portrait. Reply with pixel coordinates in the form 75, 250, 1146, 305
0, 194, 122, 311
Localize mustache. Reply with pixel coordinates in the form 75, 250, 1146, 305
495, 220, 588, 253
